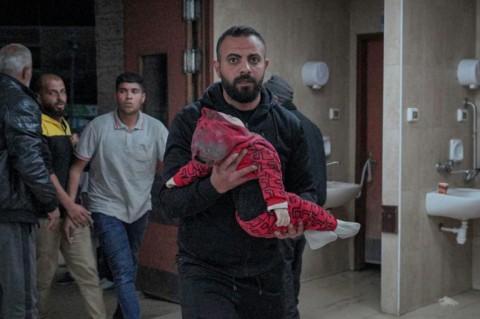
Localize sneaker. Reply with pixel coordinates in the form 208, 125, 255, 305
99, 278, 114, 290
55, 272, 76, 286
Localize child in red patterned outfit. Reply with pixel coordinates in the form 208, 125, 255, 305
166, 107, 360, 249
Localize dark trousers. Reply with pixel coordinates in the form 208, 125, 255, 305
279, 235, 307, 319
0, 223, 37, 319
176, 254, 285, 319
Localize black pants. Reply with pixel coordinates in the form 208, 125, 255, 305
176, 254, 285, 319
279, 236, 306, 319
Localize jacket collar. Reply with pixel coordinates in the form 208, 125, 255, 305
0, 72, 38, 101
41, 113, 71, 134
199, 82, 278, 123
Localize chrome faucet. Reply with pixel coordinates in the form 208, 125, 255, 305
463, 98, 479, 182
436, 99, 480, 183
326, 161, 340, 166
464, 99, 478, 168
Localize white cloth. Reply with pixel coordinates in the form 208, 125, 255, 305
304, 219, 361, 250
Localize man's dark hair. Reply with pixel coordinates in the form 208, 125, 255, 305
216, 26, 266, 60
115, 72, 144, 91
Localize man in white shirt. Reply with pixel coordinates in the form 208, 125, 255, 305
68, 72, 168, 319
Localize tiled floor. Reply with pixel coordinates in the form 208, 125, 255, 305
293, 268, 480, 319
153, 267, 480, 319
51, 266, 480, 318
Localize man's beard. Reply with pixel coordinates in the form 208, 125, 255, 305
43, 105, 65, 117
220, 73, 264, 104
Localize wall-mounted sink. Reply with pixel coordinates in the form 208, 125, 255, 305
324, 181, 361, 209
425, 188, 480, 221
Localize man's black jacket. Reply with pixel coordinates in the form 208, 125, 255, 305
160, 82, 315, 278
0, 73, 57, 224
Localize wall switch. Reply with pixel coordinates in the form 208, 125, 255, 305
457, 109, 468, 122
407, 107, 419, 122
329, 108, 340, 120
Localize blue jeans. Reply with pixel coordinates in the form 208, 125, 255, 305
92, 212, 150, 319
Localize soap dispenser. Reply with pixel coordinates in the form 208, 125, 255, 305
449, 139, 464, 163
323, 136, 331, 158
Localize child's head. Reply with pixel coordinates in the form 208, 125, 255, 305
191, 108, 252, 165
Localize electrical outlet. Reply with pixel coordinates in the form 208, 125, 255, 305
407, 107, 419, 122
457, 109, 468, 122
329, 108, 340, 120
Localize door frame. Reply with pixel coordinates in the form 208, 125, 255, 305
354, 32, 384, 270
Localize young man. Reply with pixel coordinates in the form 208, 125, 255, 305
0, 43, 59, 319
35, 74, 106, 319
67, 72, 169, 319
264, 74, 328, 319
160, 26, 312, 319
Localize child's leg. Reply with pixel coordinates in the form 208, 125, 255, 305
236, 192, 338, 238
236, 192, 360, 249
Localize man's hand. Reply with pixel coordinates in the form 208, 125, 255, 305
274, 222, 304, 239
64, 217, 76, 244
47, 208, 60, 231
210, 149, 257, 193
66, 202, 93, 227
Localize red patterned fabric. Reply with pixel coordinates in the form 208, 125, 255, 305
236, 193, 337, 238
171, 108, 338, 237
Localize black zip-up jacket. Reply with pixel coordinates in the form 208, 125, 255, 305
160, 82, 316, 277
282, 100, 327, 206
0, 73, 58, 224
37, 114, 74, 218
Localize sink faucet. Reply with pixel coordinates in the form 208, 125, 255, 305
436, 99, 480, 183
326, 161, 340, 166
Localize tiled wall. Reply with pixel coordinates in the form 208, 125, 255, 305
383, 0, 478, 315
215, 0, 480, 316
95, 0, 124, 114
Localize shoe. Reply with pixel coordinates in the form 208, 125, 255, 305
99, 278, 114, 290
55, 272, 76, 286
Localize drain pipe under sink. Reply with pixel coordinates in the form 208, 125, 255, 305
439, 221, 468, 244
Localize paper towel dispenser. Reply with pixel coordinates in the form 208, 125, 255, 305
301, 61, 329, 89
457, 59, 480, 89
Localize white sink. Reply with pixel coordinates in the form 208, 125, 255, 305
425, 188, 480, 221
324, 181, 362, 209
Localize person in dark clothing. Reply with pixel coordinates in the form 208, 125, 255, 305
0, 43, 59, 319
166, 108, 358, 245
34, 74, 106, 318
264, 74, 328, 319
160, 26, 312, 319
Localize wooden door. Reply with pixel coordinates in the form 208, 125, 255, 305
355, 33, 384, 269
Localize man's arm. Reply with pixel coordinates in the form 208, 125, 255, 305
50, 173, 93, 226
67, 158, 92, 227
6, 98, 58, 212
159, 107, 255, 219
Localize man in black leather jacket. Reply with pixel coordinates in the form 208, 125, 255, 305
160, 26, 313, 319
0, 43, 59, 319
